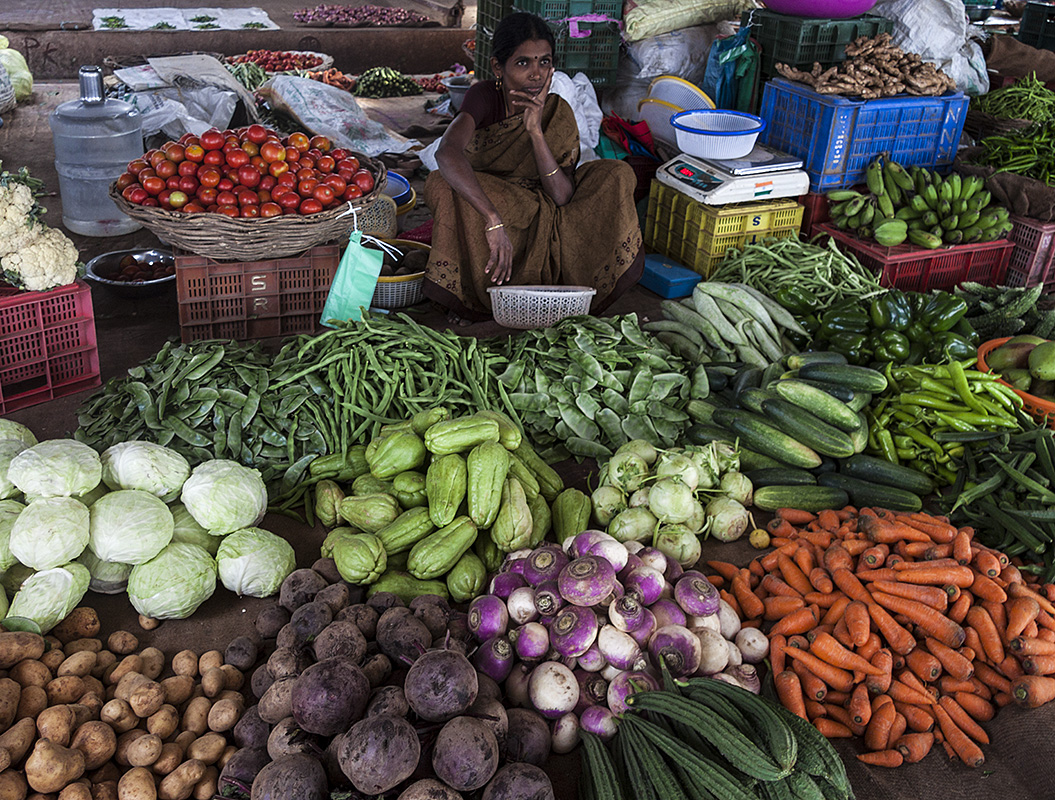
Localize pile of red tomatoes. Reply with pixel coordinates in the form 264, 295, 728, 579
116, 124, 377, 218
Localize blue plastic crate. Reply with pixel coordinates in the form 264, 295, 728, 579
759, 78, 969, 192
639, 254, 702, 298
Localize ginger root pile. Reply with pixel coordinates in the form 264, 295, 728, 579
775, 34, 956, 100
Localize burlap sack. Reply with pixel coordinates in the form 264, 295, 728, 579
987, 34, 1055, 84
955, 145, 1055, 222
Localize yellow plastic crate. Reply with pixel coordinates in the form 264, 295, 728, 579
644, 181, 804, 276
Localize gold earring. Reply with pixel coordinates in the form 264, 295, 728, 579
496, 77, 502, 91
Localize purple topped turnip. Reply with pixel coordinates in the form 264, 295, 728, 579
606, 670, 659, 716
551, 711, 581, 754
576, 641, 607, 673
506, 585, 539, 626
574, 670, 608, 712
597, 624, 647, 672
628, 608, 657, 648
468, 594, 509, 642
489, 570, 528, 599
578, 704, 617, 741
558, 556, 616, 608
532, 580, 565, 618
566, 529, 609, 558
674, 572, 720, 617
549, 605, 598, 659
584, 537, 629, 572
513, 622, 550, 662
623, 565, 665, 606
649, 598, 687, 630
647, 624, 702, 678
522, 544, 569, 586
608, 594, 648, 633
473, 635, 515, 684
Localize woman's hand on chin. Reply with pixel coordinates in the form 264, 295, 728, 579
510, 71, 553, 136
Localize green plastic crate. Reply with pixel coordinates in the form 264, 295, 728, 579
743, 9, 893, 79
548, 17, 621, 86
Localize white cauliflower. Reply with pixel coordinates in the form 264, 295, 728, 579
2, 226, 79, 292
0, 182, 38, 259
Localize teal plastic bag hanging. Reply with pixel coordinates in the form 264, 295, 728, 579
703, 26, 754, 111
319, 229, 385, 328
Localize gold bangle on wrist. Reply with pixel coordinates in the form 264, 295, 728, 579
485, 222, 504, 232
542, 166, 560, 178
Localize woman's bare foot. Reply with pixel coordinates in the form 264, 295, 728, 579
446, 310, 472, 327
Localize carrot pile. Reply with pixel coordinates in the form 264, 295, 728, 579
705, 505, 1055, 770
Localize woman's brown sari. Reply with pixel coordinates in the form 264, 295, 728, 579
423, 94, 644, 321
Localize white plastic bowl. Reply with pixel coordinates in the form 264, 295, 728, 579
669, 110, 767, 160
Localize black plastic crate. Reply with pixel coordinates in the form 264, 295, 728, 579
1018, 2, 1055, 50
743, 9, 894, 79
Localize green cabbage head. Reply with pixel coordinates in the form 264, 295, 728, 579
127, 543, 216, 620
180, 460, 267, 535
100, 441, 191, 502
88, 489, 173, 565
215, 528, 295, 598
6, 439, 101, 498
9, 496, 90, 570
6, 562, 90, 633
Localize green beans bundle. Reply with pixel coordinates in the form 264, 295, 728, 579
972, 72, 1055, 123
978, 123, 1055, 185
707, 237, 885, 311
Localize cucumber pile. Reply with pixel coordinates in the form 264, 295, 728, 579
687, 351, 934, 512
955, 282, 1055, 341
353, 66, 423, 98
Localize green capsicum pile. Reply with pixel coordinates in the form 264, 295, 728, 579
784, 287, 979, 367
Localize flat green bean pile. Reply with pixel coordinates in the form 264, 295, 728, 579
492, 314, 698, 461
971, 72, 1055, 123
707, 237, 885, 310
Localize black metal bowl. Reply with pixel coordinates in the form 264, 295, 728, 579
84, 248, 176, 299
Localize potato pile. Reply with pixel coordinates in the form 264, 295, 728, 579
372, 244, 429, 278
776, 33, 957, 99
0, 608, 245, 800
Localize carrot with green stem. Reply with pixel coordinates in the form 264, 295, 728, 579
1011, 674, 1055, 708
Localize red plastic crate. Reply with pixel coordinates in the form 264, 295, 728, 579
0, 279, 101, 414
1005, 215, 1055, 289
799, 192, 831, 237
175, 244, 341, 343
816, 224, 1014, 291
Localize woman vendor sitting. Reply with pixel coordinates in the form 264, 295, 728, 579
424, 12, 644, 323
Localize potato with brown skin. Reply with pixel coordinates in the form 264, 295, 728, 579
206, 698, 242, 734
58, 653, 96, 680
51, 610, 101, 645
11, 660, 53, 688
64, 640, 102, 656
256, 678, 294, 725
146, 706, 179, 740
114, 674, 150, 703
217, 746, 236, 770
157, 759, 205, 800
186, 733, 225, 766
173, 732, 195, 754
106, 657, 143, 687
124, 734, 163, 769
101, 700, 138, 734
128, 682, 165, 719
191, 766, 216, 800
81, 675, 105, 701
0, 676, 22, 728
180, 698, 211, 737
106, 633, 137, 657
151, 743, 183, 777
67, 704, 94, 730
41, 649, 67, 673
37, 705, 77, 746
47, 677, 86, 707
0, 772, 27, 800
25, 738, 86, 793
90, 763, 120, 785
58, 780, 93, 800
77, 693, 104, 720
117, 767, 156, 800
16, 685, 48, 721
159, 677, 193, 708
114, 730, 150, 767
70, 721, 116, 771
93, 780, 120, 800
137, 650, 164, 682
170, 653, 197, 680
198, 669, 224, 700
197, 653, 222, 676
91, 653, 116, 680
218, 666, 243, 693
138, 616, 160, 632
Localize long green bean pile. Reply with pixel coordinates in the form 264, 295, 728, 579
707, 237, 885, 310
971, 72, 1055, 122
76, 313, 513, 494
978, 123, 1055, 185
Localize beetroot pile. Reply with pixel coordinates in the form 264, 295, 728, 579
227, 558, 557, 800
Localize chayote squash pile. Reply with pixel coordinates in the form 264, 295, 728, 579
313, 408, 589, 603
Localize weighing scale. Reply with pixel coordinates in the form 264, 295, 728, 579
656, 144, 810, 205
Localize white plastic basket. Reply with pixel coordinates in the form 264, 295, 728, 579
637, 97, 682, 147
487, 285, 597, 329
670, 109, 767, 160
647, 76, 714, 113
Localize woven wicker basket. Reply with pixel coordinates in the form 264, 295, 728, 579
371, 239, 429, 309
0, 69, 15, 115
109, 157, 390, 261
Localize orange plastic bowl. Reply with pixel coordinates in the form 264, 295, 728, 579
976, 336, 1055, 428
